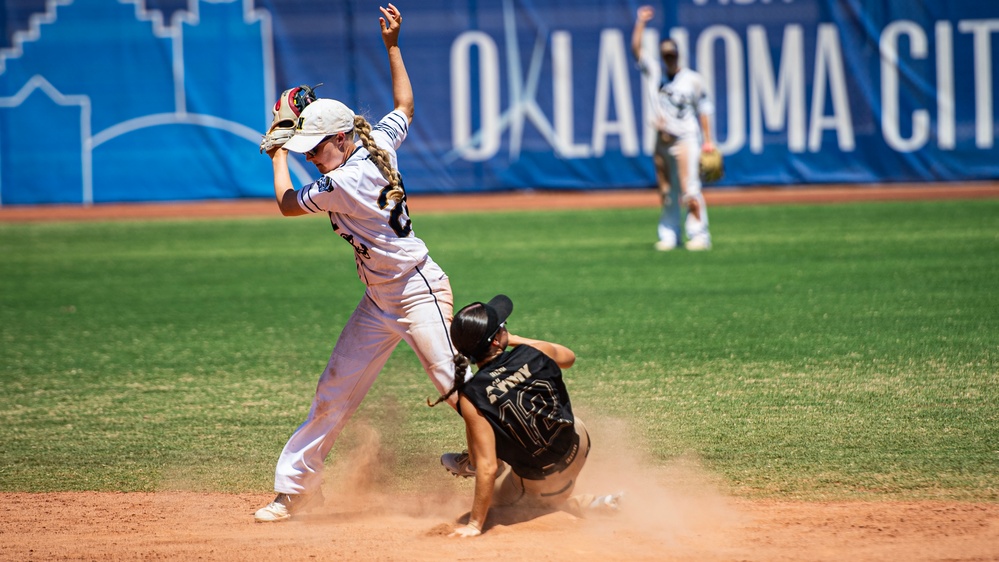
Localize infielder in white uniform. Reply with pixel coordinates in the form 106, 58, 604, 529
256, 4, 459, 522
632, 5, 715, 251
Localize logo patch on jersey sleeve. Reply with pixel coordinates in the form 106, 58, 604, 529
317, 175, 335, 193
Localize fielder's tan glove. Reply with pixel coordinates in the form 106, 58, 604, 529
259, 83, 321, 153
699, 147, 724, 183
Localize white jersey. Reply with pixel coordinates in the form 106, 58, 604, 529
294, 110, 427, 285
639, 54, 714, 140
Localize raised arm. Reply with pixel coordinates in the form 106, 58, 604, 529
631, 5, 655, 62
507, 334, 576, 369
268, 147, 307, 216
379, 4, 414, 123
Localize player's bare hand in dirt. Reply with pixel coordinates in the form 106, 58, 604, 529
637, 5, 654, 23
379, 4, 402, 49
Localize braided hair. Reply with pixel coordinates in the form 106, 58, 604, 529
427, 303, 492, 408
427, 353, 472, 408
353, 115, 405, 204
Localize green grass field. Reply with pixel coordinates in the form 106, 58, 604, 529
1, 199, 996, 500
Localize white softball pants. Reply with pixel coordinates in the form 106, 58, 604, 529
273, 256, 457, 495
653, 134, 710, 247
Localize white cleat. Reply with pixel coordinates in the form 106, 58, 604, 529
685, 238, 712, 251
587, 492, 625, 514
254, 491, 324, 523
254, 497, 291, 522
654, 240, 677, 252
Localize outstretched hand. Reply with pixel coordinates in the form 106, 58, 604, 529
379, 4, 402, 49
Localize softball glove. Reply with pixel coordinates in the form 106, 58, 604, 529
699, 147, 724, 183
259, 83, 321, 153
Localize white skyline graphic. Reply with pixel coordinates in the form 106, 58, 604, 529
0, 0, 312, 205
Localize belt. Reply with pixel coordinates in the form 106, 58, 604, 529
516, 428, 589, 480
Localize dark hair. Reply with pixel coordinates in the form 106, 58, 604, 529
427, 354, 472, 408
427, 304, 490, 408
450, 303, 492, 360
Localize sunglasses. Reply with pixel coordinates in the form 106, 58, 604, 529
306, 135, 335, 158
487, 321, 506, 342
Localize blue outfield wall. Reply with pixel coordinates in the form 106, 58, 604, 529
0, 0, 997, 205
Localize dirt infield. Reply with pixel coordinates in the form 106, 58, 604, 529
3, 458, 998, 562
3, 181, 998, 561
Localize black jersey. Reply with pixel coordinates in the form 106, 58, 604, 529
460, 344, 575, 479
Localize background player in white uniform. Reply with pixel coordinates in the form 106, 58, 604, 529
632, 5, 716, 251
256, 4, 459, 522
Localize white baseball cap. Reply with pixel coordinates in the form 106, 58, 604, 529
283, 98, 356, 153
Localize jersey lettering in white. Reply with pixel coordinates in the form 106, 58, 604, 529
486, 363, 534, 404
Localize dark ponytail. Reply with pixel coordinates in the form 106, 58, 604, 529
427, 353, 472, 408
426, 303, 491, 407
